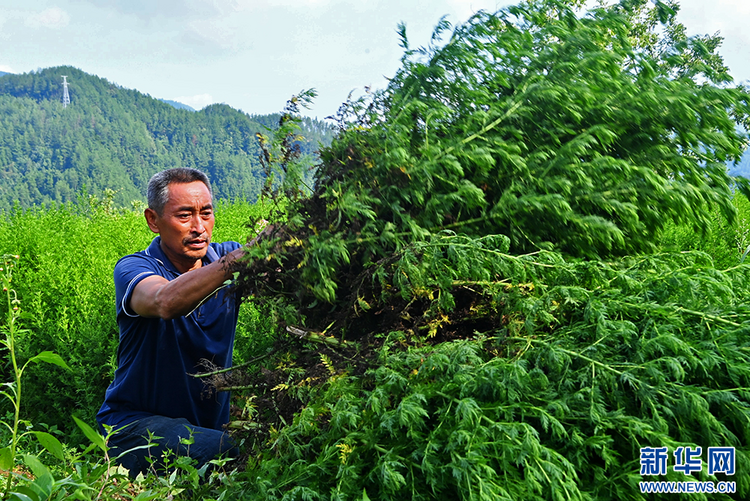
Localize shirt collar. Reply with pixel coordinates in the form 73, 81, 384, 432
144, 236, 219, 274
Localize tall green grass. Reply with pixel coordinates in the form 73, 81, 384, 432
659, 193, 750, 269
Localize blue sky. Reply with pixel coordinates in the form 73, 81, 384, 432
1, 0, 748, 118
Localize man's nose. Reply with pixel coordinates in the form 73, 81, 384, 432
191, 215, 206, 234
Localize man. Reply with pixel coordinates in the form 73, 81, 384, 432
97, 167, 247, 476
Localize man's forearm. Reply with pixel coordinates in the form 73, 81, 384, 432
132, 248, 243, 320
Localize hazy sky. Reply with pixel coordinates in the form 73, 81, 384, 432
1, 0, 748, 118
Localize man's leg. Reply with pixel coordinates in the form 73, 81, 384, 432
107, 415, 239, 477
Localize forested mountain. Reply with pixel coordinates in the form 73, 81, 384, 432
0, 66, 334, 209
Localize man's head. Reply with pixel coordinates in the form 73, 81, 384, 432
144, 168, 215, 273
147, 168, 212, 216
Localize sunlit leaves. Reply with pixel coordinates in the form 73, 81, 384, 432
73, 415, 108, 453
256, 0, 750, 310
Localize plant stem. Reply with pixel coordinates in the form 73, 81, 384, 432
2, 267, 21, 499
193, 347, 283, 379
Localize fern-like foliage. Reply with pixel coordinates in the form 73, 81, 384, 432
240, 251, 750, 500
228, 1, 750, 499
236, 0, 750, 315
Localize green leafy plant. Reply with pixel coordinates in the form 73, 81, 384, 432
234, 0, 750, 330
256, 88, 319, 202
222, 1, 750, 499
238, 249, 750, 500
0, 254, 71, 498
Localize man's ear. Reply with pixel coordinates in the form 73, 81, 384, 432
144, 208, 160, 234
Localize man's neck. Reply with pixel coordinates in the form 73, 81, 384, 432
159, 240, 203, 274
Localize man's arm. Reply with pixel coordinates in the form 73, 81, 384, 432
129, 247, 244, 320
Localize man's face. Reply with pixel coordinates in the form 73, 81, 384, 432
145, 181, 215, 272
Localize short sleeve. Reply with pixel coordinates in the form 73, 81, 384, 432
113, 254, 160, 318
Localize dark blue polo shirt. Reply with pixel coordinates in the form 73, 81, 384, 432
97, 236, 241, 432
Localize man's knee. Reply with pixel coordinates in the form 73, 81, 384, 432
107, 415, 237, 477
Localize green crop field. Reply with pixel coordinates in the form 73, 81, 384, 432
1, 189, 749, 501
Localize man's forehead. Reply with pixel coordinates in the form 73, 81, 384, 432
165, 181, 213, 203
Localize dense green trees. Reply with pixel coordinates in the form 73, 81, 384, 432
0, 66, 334, 209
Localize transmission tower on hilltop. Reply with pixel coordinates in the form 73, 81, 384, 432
61, 76, 70, 108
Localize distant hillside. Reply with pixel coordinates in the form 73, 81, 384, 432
0, 72, 8, 78
0, 66, 334, 209
160, 99, 195, 112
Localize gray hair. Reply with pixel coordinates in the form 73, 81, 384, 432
147, 168, 212, 215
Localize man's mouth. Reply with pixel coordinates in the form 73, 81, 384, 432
185, 238, 208, 249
